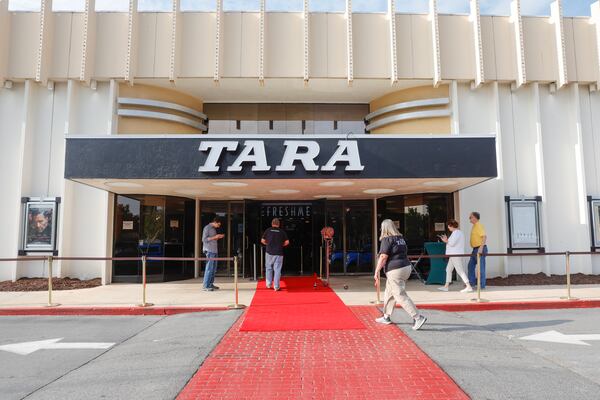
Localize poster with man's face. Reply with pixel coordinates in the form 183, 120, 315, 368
24, 202, 56, 250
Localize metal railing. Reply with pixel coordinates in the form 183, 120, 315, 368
372, 250, 599, 304
0, 255, 245, 309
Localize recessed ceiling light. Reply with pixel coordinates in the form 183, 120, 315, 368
318, 181, 354, 187
212, 181, 248, 187
270, 189, 300, 194
229, 195, 256, 199
314, 194, 341, 199
363, 188, 395, 194
422, 180, 457, 187
105, 181, 144, 188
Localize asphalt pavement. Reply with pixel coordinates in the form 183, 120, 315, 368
393, 307, 600, 400
0, 311, 242, 400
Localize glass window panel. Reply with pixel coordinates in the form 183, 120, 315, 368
181, 0, 216, 11
593, 201, 600, 247
201, 202, 230, 275
141, 197, 165, 276
224, 0, 259, 11
138, 0, 171, 12
309, 0, 344, 12
95, 0, 128, 12
267, 0, 302, 11
113, 195, 141, 277
325, 202, 344, 274
344, 201, 373, 273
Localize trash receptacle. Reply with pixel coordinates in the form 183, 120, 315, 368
424, 242, 446, 285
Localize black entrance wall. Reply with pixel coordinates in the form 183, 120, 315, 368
65, 135, 497, 180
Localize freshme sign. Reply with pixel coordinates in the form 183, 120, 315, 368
261, 203, 312, 218
198, 140, 364, 173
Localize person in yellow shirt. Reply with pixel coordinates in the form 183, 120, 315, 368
468, 212, 488, 289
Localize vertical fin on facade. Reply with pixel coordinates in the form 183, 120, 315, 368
388, 0, 398, 86
169, 0, 181, 83
551, 0, 568, 89
470, 0, 484, 88
590, 2, 600, 88
259, 0, 266, 85
36, 0, 53, 86
0, 0, 9, 87
303, 0, 310, 85
345, 0, 354, 86
429, 0, 441, 87
214, 0, 223, 84
125, 0, 139, 85
80, 0, 96, 84
511, 0, 526, 89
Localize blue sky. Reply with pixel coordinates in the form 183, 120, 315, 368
8, 0, 599, 16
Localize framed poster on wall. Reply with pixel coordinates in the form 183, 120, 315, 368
19, 197, 60, 255
588, 197, 600, 251
505, 196, 544, 253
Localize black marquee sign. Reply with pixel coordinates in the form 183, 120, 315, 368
65, 135, 497, 180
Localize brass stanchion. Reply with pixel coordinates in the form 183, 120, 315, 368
228, 256, 246, 309
370, 274, 384, 305
471, 252, 489, 303
46, 255, 60, 307
138, 255, 153, 307
260, 247, 264, 279
561, 251, 578, 300
300, 245, 304, 275
319, 246, 323, 280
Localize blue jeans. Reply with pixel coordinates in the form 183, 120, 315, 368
468, 246, 487, 289
203, 251, 217, 289
265, 253, 284, 289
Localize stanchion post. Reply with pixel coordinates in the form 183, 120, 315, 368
471, 252, 489, 303
46, 255, 59, 307
561, 251, 577, 300
253, 244, 257, 281
319, 246, 323, 280
370, 271, 384, 305
260, 247, 264, 279
300, 245, 304, 275
228, 256, 246, 309
138, 255, 153, 307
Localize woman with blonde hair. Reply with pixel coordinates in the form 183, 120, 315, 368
374, 219, 427, 330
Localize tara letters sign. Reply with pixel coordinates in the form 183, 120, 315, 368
198, 140, 364, 173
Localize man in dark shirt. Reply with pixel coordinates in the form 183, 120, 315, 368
261, 218, 290, 291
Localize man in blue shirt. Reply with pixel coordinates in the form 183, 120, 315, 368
261, 218, 290, 291
202, 216, 224, 291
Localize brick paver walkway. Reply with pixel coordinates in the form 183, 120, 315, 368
178, 306, 468, 400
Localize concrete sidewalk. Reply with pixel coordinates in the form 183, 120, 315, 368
0, 276, 598, 308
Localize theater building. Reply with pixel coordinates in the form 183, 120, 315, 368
1, 1, 600, 284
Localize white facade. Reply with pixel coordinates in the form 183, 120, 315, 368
2, 3, 600, 282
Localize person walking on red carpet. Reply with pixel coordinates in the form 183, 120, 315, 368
261, 218, 290, 291
374, 219, 427, 330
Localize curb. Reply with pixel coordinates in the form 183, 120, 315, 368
0, 306, 230, 316
415, 299, 600, 312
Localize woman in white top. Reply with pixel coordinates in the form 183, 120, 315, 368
438, 220, 473, 293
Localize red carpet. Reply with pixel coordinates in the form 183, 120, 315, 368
239, 276, 365, 331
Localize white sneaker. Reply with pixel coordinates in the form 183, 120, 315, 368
412, 315, 427, 331
437, 287, 449, 292
375, 316, 392, 325
460, 287, 474, 293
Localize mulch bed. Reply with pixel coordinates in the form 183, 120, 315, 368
487, 273, 600, 286
0, 277, 102, 292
